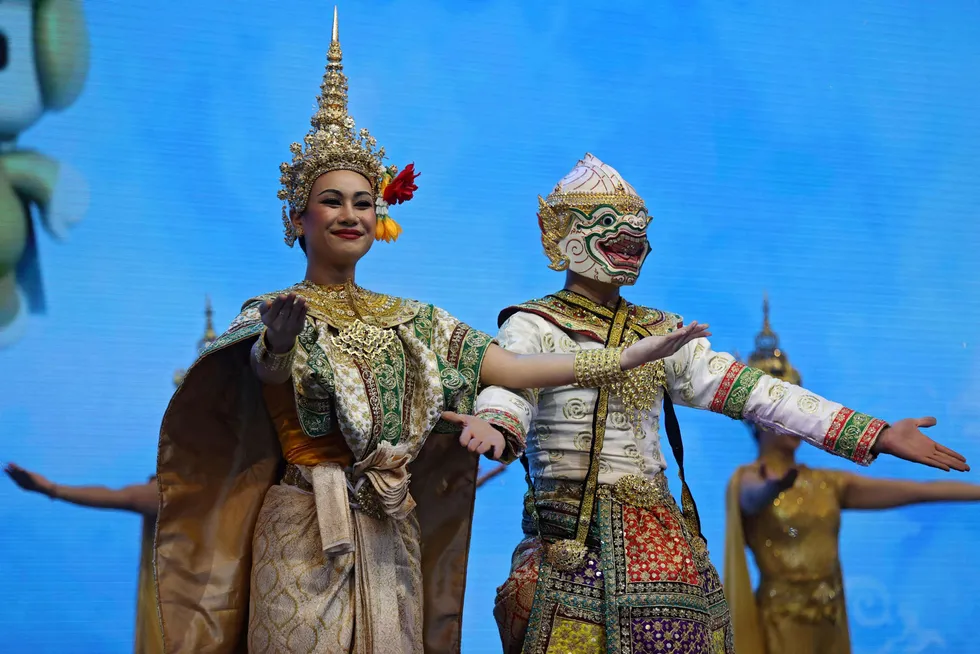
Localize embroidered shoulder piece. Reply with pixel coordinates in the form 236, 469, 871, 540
499, 290, 679, 342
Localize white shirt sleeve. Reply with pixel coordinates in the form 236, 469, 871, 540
665, 335, 886, 465
473, 312, 546, 462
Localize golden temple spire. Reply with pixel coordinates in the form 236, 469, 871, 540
198, 296, 217, 352
173, 296, 218, 388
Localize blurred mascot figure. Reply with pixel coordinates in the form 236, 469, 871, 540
0, 0, 90, 347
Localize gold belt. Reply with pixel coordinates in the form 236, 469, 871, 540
282, 463, 386, 520
603, 472, 671, 507
534, 472, 672, 508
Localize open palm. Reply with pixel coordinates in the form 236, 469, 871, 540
625, 321, 711, 368
873, 417, 969, 472
259, 293, 308, 352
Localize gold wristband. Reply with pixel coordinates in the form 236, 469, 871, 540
573, 346, 625, 388
254, 328, 296, 374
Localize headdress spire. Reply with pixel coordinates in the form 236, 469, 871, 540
746, 294, 801, 385
277, 7, 418, 247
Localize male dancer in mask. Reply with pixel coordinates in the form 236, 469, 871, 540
474, 154, 968, 653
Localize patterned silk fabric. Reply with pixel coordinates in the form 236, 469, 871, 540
494, 477, 733, 654
475, 292, 887, 491
732, 465, 852, 654
155, 283, 493, 654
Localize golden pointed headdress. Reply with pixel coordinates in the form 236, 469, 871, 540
278, 7, 415, 246
537, 154, 648, 269
746, 295, 801, 385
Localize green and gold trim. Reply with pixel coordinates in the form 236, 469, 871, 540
823, 408, 886, 465
474, 408, 527, 447
498, 290, 678, 344
709, 361, 765, 419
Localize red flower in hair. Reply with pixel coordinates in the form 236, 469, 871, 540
382, 163, 420, 205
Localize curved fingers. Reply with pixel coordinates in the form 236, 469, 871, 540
491, 440, 504, 460
935, 452, 970, 472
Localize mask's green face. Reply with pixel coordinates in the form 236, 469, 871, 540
559, 204, 651, 285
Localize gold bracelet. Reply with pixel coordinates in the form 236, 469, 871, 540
253, 328, 297, 374
573, 346, 625, 388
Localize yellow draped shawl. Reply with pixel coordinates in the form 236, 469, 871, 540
724, 465, 766, 654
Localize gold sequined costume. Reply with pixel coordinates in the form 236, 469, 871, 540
135, 507, 164, 654
727, 465, 851, 653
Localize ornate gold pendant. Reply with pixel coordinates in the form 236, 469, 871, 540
611, 360, 665, 434
331, 319, 398, 363
611, 474, 664, 508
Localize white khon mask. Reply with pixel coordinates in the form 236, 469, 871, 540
537, 154, 651, 286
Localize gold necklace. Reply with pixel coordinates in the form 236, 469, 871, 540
297, 280, 402, 362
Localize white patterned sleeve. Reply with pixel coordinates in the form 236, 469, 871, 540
473, 313, 546, 463
665, 335, 887, 466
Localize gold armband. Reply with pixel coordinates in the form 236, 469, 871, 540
573, 346, 625, 388
253, 328, 297, 374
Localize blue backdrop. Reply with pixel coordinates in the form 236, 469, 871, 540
1, 1, 978, 652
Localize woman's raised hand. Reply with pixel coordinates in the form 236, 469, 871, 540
259, 293, 309, 353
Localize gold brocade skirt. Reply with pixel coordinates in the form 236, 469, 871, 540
246, 466, 423, 654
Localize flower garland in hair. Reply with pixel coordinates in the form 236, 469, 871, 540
375, 163, 420, 242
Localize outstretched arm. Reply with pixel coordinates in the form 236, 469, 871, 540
4, 463, 158, 518
470, 313, 547, 464
665, 337, 968, 472
478, 321, 710, 389
841, 473, 980, 510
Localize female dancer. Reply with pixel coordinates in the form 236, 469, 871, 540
725, 300, 980, 654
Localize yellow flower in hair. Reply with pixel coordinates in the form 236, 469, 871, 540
376, 216, 403, 243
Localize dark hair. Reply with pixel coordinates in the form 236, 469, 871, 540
299, 235, 307, 254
